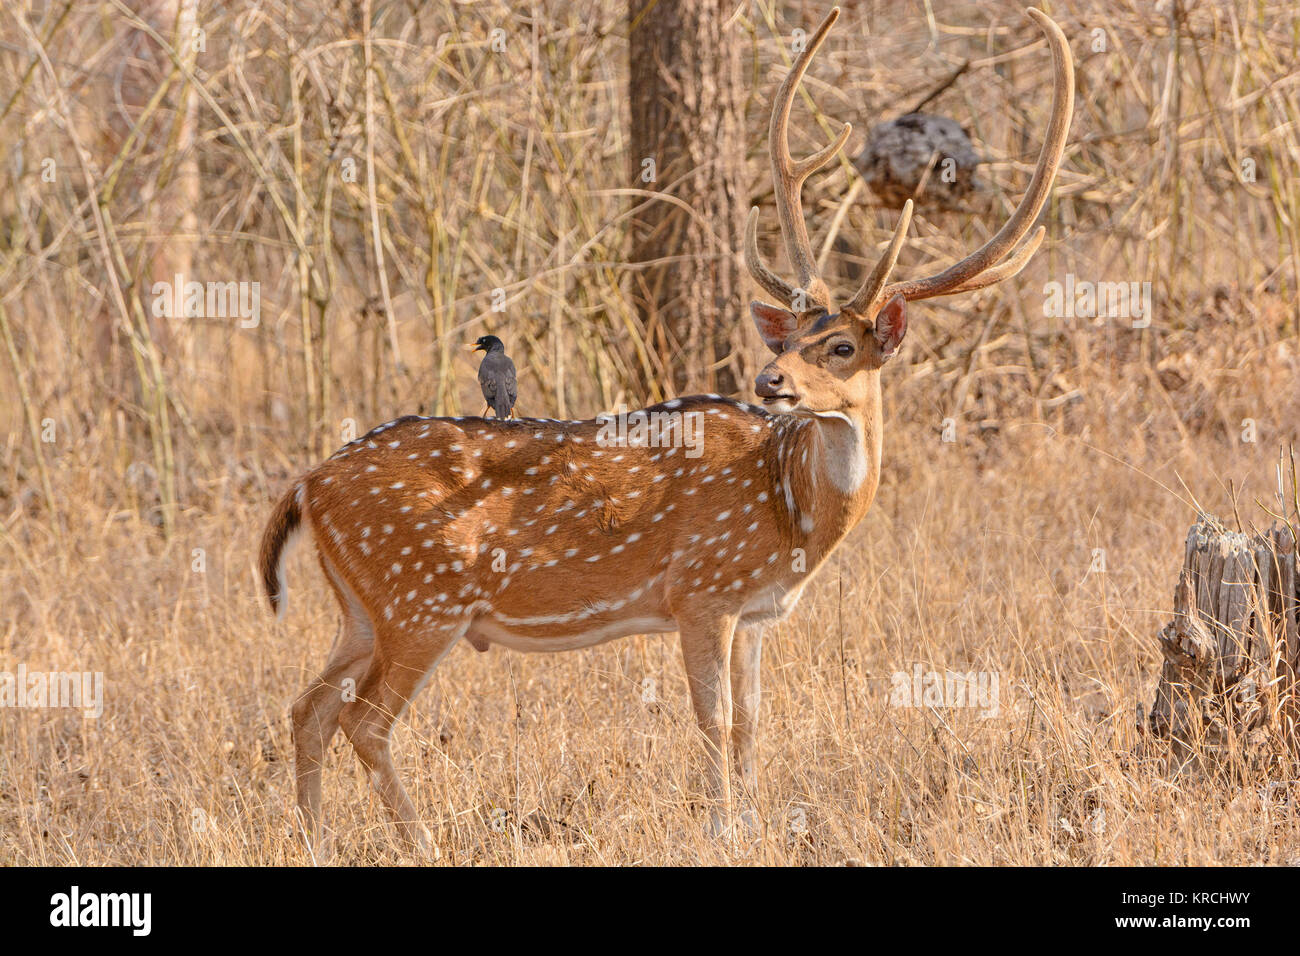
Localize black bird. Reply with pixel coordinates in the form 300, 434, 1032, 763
471, 334, 517, 419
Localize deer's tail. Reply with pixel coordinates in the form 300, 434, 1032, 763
260, 481, 308, 619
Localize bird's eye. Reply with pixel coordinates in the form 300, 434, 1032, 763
832, 343, 854, 357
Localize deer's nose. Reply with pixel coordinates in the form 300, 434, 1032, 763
755, 371, 786, 397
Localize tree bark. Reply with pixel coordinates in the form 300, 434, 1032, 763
628, 0, 745, 399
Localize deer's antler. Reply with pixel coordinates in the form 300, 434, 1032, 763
747, 7, 1075, 322
744, 7, 850, 317
844, 7, 1074, 317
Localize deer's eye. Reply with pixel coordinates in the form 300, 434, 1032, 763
832, 343, 854, 357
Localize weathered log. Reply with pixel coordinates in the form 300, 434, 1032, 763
1147, 513, 1300, 767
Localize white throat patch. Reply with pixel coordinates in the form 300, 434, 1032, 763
809, 411, 867, 493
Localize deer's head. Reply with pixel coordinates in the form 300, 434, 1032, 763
745, 7, 1073, 419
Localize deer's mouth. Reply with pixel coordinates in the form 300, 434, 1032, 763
761, 394, 798, 411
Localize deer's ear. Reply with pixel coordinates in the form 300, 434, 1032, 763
873, 294, 907, 361
750, 301, 797, 355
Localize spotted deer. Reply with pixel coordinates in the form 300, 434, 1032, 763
260, 5, 1073, 852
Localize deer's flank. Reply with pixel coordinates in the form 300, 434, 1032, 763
290, 395, 879, 651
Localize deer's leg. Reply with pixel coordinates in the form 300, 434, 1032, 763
292, 560, 375, 852
677, 611, 738, 837
729, 625, 763, 799
338, 623, 461, 853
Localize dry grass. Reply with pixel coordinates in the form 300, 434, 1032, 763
2, 0, 1300, 864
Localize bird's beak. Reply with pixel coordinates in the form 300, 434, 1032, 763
466, 342, 482, 352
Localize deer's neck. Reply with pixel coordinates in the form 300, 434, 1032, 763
765, 384, 882, 561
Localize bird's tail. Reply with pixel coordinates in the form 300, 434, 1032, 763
493, 397, 511, 419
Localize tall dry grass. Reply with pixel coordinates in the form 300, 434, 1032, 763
0, 0, 1298, 864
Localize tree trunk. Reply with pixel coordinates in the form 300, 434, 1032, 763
628, 0, 745, 399
1146, 513, 1299, 771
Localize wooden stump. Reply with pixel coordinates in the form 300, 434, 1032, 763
1147, 514, 1299, 769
